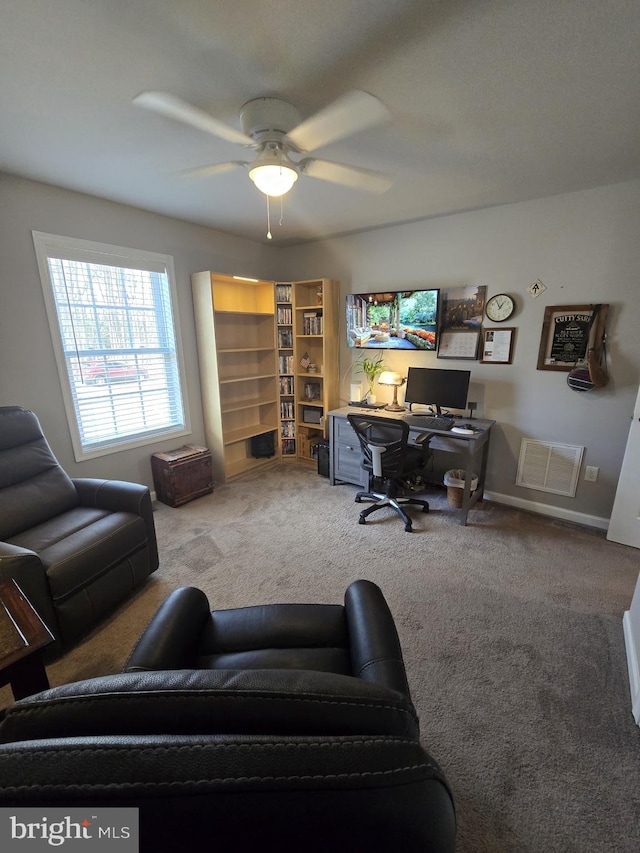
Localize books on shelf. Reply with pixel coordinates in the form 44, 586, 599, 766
275, 283, 292, 303
279, 376, 294, 395
280, 400, 294, 419
302, 311, 323, 335
277, 306, 292, 324
278, 328, 293, 348
278, 354, 294, 374
303, 382, 321, 401
281, 438, 296, 455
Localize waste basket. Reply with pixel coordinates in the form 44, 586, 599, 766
443, 469, 478, 508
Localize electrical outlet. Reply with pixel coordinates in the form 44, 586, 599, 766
585, 466, 599, 482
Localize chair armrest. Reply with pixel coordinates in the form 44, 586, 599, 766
74, 477, 149, 514
73, 478, 158, 572
124, 587, 212, 671
0, 542, 60, 644
344, 579, 412, 699
415, 432, 435, 446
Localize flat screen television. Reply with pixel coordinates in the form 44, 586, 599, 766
346, 289, 439, 350
404, 366, 471, 415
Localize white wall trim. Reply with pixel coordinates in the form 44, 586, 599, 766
623, 610, 640, 725
485, 490, 609, 531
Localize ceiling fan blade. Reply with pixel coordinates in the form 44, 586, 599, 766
287, 90, 389, 153
133, 91, 253, 147
299, 158, 391, 193
181, 161, 248, 179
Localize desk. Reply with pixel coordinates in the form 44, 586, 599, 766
0, 579, 55, 701
328, 406, 495, 525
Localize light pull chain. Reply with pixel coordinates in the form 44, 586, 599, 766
266, 195, 272, 240
279, 196, 284, 226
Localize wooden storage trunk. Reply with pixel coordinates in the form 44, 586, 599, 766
151, 445, 213, 507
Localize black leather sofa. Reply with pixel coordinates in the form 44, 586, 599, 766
0, 580, 456, 851
0, 406, 158, 654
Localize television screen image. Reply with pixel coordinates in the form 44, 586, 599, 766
346, 289, 439, 350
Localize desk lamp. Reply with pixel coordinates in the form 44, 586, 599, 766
378, 371, 406, 411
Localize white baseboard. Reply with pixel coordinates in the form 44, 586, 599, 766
484, 490, 609, 531
623, 609, 640, 725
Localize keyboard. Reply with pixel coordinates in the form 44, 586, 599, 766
405, 414, 455, 431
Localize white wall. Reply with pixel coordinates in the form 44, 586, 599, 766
0, 173, 276, 487
278, 181, 640, 524
2, 173, 638, 523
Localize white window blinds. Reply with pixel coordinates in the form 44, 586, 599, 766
33, 232, 189, 460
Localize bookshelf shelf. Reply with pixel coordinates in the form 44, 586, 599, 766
223, 422, 280, 445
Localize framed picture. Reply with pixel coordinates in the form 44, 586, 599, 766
439, 284, 486, 331
437, 329, 481, 360
537, 304, 608, 371
437, 284, 485, 360
481, 327, 515, 364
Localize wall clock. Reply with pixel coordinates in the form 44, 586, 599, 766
485, 293, 515, 323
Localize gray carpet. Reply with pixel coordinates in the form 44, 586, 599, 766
4, 463, 640, 851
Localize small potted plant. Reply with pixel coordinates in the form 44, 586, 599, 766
353, 353, 385, 403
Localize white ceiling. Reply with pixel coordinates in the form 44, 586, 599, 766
2, 0, 640, 246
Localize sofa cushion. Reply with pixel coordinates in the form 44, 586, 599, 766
197, 647, 352, 673
0, 408, 80, 539
205, 603, 348, 649
0, 669, 420, 742
0, 448, 79, 540
12, 510, 148, 602
196, 603, 351, 672
8, 507, 111, 552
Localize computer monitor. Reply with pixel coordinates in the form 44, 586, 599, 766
404, 367, 471, 415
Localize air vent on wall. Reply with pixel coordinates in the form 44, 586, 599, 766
516, 439, 584, 497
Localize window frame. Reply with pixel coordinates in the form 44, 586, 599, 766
32, 231, 191, 461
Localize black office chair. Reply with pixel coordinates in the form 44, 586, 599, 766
347, 413, 431, 532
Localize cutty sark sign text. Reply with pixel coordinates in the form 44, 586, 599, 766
549, 313, 591, 363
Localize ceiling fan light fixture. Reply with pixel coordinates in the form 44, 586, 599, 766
249, 149, 299, 197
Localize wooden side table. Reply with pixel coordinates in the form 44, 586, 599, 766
0, 579, 55, 701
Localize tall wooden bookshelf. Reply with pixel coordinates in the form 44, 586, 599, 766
293, 279, 339, 465
275, 283, 296, 460
191, 273, 339, 482
191, 272, 279, 484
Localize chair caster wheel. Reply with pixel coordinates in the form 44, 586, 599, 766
404, 523, 413, 532
355, 496, 362, 503
359, 516, 366, 525
422, 505, 429, 513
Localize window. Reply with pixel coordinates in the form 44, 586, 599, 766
33, 232, 189, 460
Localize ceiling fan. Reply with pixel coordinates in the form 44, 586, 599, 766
133, 90, 392, 198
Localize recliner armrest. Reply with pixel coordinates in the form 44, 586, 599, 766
73, 478, 158, 571
344, 579, 412, 699
124, 586, 212, 671
74, 477, 149, 514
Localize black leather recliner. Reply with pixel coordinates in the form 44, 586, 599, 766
0, 406, 158, 654
0, 580, 456, 852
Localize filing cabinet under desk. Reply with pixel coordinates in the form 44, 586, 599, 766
331, 414, 368, 488
151, 445, 213, 507
327, 407, 495, 525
